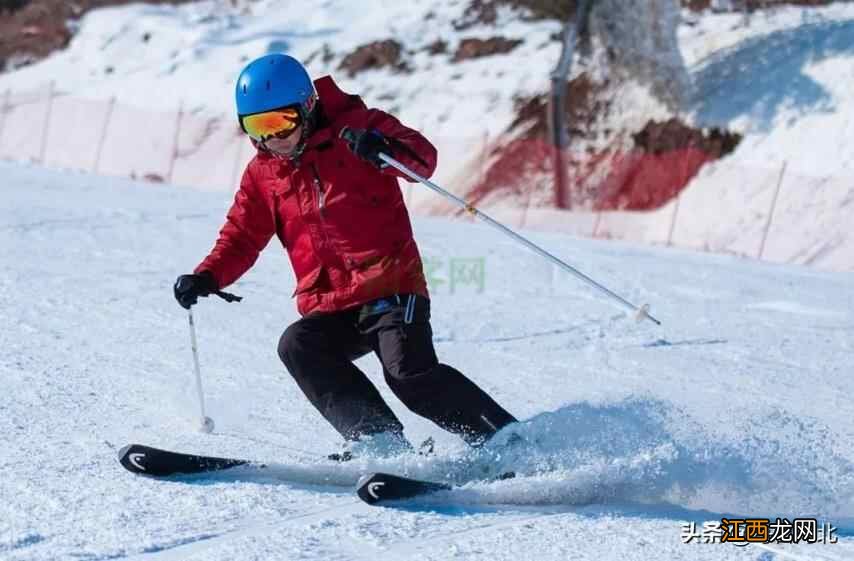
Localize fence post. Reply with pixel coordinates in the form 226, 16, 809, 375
666, 192, 681, 247
667, 146, 689, 247
758, 160, 787, 261
38, 81, 55, 164
0, 88, 11, 151
592, 210, 602, 238
481, 130, 489, 186
230, 124, 246, 189
520, 181, 531, 230
93, 96, 116, 174
166, 100, 184, 184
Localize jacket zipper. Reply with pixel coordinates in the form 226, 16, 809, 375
309, 163, 355, 271
310, 164, 325, 214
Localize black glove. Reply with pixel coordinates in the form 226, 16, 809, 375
173, 271, 217, 310
343, 128, 391, 169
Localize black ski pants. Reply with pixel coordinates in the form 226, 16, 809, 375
278, 293, 517, 445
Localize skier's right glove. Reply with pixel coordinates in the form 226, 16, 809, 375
341, 127, 391, 169
173, 271, 217, 309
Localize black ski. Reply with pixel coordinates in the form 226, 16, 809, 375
356, 472, 452, 505
118, 444, 252, 476
120, 444, 476, 505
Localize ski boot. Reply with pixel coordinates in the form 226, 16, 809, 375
328, 431, 413, 462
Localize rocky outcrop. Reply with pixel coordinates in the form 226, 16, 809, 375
632, 119, 741, 159
338, 39, 408, 77
683, 0, 836, 11
452, 37, 523, 62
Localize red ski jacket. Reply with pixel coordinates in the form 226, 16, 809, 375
195, 76, 437, 316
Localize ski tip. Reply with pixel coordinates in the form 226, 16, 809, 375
117, 443, 251, 477
356, 472, 451, 505
356, 473, 383, 505
118, 444, 133, 460
117, 443, 147, 474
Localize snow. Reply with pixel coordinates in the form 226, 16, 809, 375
2, 160, 852, 560
1, 2, 853, 553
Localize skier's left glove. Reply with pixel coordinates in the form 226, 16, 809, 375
343, 128, 391, 169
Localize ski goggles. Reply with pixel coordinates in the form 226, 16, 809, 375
240, 107, 302, 141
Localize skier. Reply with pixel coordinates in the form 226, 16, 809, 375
173, 54, 517, 458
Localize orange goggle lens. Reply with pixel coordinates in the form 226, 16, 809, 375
241, 108, 301, 141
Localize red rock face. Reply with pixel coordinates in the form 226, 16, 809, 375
463, 74, 742, 212
464, 136, 741, 212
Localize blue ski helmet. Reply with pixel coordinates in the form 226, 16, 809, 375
235, 54, 316, 119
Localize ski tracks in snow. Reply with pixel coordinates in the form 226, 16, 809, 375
117, 500, 368, 561
111, 503, 556, 561
118, 505, 570, 561
380, 510, 566, 559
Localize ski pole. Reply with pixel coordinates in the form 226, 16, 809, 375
349, 134, 661, 326
187, 308, 215, 433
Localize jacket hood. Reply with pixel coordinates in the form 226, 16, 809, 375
314, 75, 366, 119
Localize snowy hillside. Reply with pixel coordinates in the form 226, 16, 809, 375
0, 0, 559, 137
0, 0, 563, 219
0, 0, 852, 272
2, 160, 853, 560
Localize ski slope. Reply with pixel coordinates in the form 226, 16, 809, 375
1, 160, 853, 560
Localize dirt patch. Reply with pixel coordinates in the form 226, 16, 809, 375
0, 1, 196, 72
454, 0, 575, 29
338, 39, 408, 77
508, 73, 610, 141
682, 0, 837, 11
682, 0, 711, 9
455, 0, 837, 23
424, 39, 448, 55
452, 37, 523, 62
305, 43, 335, 66
633, 118, 741, 159
499, 0, 575, 20
452, 0, 499, 30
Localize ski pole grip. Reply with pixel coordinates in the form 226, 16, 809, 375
214, 290, 242, 303
339, 126, 357, 145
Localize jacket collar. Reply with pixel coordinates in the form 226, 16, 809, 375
304, 75, 365, 151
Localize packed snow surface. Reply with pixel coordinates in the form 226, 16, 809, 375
1, 161, 852, 560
